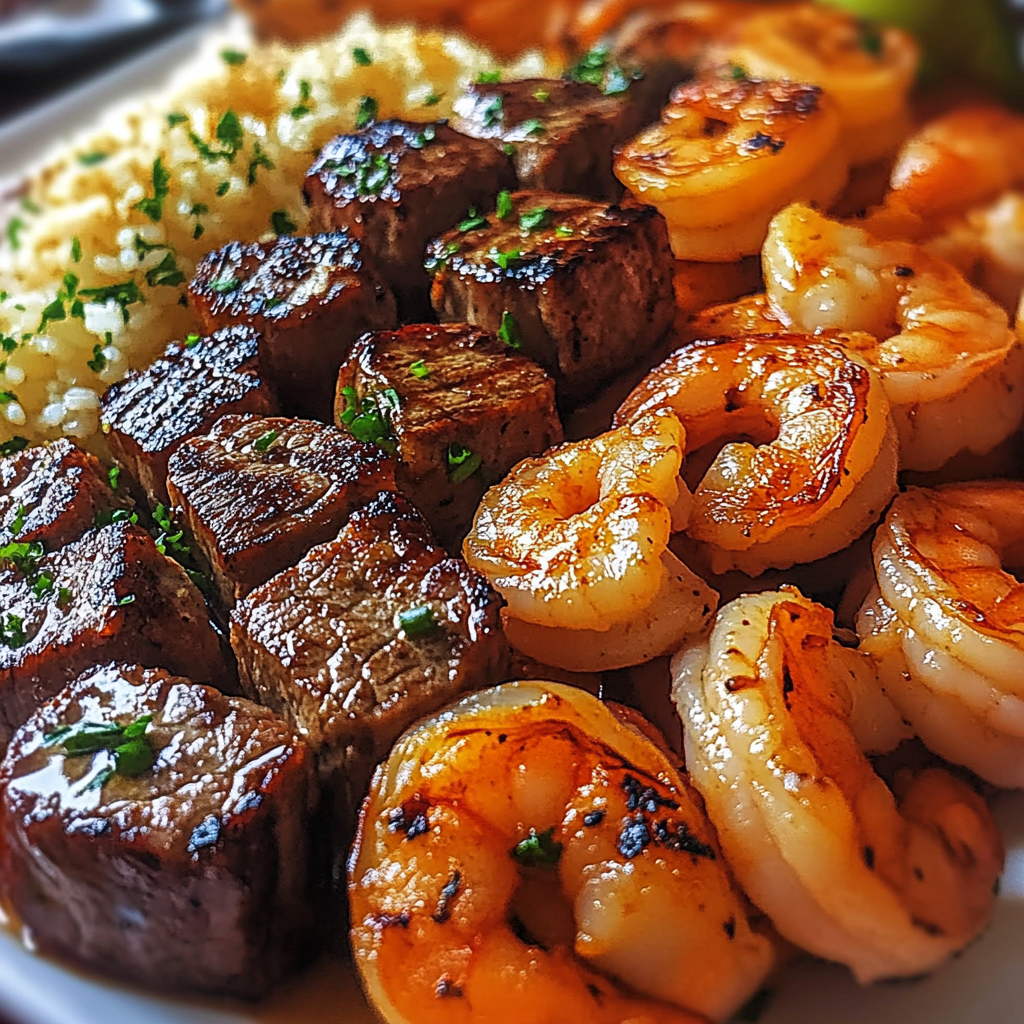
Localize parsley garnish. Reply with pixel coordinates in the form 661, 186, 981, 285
86, 345, 107, 373
108, 465, 120, 490
94, 509, 137, 527
325, 152, 393, 196
193, 223, 205, 240
21, 198, 40, 215
533, 88, 550, 102
496, 190, 514, 220
189, 110, 244, 163
166, 112, 188, 127
78, 280, 145, 326
447, 442, 481, 484
425, 92, 442, 106
207, 276, 240, 295
221, 49, 247, 66
521, 118, 545, 137
6, 217, 25, 251
216, 181, 230, 197
290, 80, 314, 119
247, 143, 274, 186
555, 225, 573, 238
502, 142, 515, 156
511, 827, 562, 867
151, 503, 191, 564
424, 240, 460, 275
184, 332, 201, 348
145, 251, 185, 288
477, 70, 501, 84
0, 390, 16, 405
409, 359, 430, 379
271, 210, 297, 236
46, 715, 157, 782
490, 246, 522, 271
71, 235, 82, 262
519, 206, 550, 231
1, 334, 16, 355
731, 65, 748, 81
398, 605, 437, 638
254, 429, 280, 453
356, 96, 378, 130
353, 47, 373, 66
0, 614, 27, 649
498, 310, 521, 349
482, 95, 503, 129
458, 208, 489, 233
78, 151, 108, 166
134, 156, 170, 223
38, 272, 80, 333
338, 386, 399, 452
567, 45, 638, 95
0, 437, 28, 457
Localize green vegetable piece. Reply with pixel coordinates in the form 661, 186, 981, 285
271, 210, 297, 236
0, 437, 28, 457
71, 235, 82, 262
87, 345, 107, 373
555, 225, 573, 238
490, 246, 522, 271
216, 181, 230, 197
118, 594, 135, 606
108, 465, 120, 490
6, 217, 26, 251
0, 390, 16, 405
184, 332, 201, 348
166, 112, 188, 127
477, 70, 501, 83
94, 508, 138, 528
134, 156, 170, 223
458, 208, 490, 233
496, 190, 514, 221
114, 737, 156, 777
533, 88, 550, 102
208, 276, 240, 294
78, 151, 108, 166
60, 722, 125, 757
247, 143, 275, 186
409, 359, 431, 379
447, 442, 482, 484
425, 92, 442, 106
482, 96, 503, 129
521, 118, 545, 137
254, 429, 280, 453
146, 251, 185, 288
519, 206, 550, 232
398, 605, 438, 639
221, 49, 247, 66
356, 95, 379, 130
497, 310, 521, 349
31, 571, 55, 600
189, 110, 244, 163
511, 826, 563, 868
353, 47, 373, 65
0, 613, 27, 649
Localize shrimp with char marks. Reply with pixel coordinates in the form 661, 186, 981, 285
463, 410, 717, 672
856, 482, 1024, 789
672, 588, 1004, 983
349, 680, 777, 1024
763, 202, 1024, 471
615, 75, 848, 262
615, 333, 898, 576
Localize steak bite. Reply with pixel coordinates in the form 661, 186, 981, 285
0, 663, 317, 999
334, 323, 562, 550
450, 78, 639, 199
0, 522, 227, 746
304, 120, 515, 320
101, 325, 278, 507
0, 438, 120, 548
166, 415, 396, 609
427, 190, 676, 403
231, 491, 509, 818
188, 233, 397, 421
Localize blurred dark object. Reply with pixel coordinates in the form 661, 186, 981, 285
0, 0, 227, 122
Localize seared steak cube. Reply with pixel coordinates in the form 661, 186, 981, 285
101, 325, 278, 507
427, 190, 675, 403
1, 438, 120, 548
231, 491, 509, 817
189, 233, 397, 421
451, 79, 637, 199
334, 323, 561, 549
0, 663, 317, 998
166, 415, 396, 609
304, 120, 515, 320
0, 522, 227, 746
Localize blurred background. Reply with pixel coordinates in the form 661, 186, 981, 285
0, 0, 1022, 124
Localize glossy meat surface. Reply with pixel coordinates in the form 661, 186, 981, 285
230, 491, 509, 813
189, 233, 397, 421
167, 415, 396, 608
428, 190, 676, 402
0, 523, 228, 746
101, 326, 278, 506
335, 323, 561, 549
0, 663, 317, 998
304, 120, 515, 319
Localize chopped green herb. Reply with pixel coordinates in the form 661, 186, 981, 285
356, 96, 379, 130
48, 715, 157, 781
189, 110, 244, 163
482, 95, 503, 130
271, 210, 297, 236
118, 594, 135, 606
425, 92, 442, 106
603, 65, 631, 96
71, 235, 82, 262
338, 387, 399, 452
193, 223, 205, 240
247, 142, 275, 186
477, 70, 501, 84
353, 47, 373, 66
567, 45, 639, 95
94, 509, 138, 527
413, 124, 437, 148
0, 534, 44, 580
114, 734, 156, 776
0, 437, 28, 457
325, 151, 393, 197
108, 465, 120, 490
1, 334, 17, 355
151, 503, 191, 563
0, 390, 16, 405
533, 88, 550, 102
458, 207, 490, 233
496, 190, 514, 220
221, 49, 248, 66
216, 181, 230, 197
78, 150, 109, 166
78, 280, 145, 326
31, 571, 55, 601
424, 240, 460, 275
190, 202, 209, 217
519, 206, 550, 231
56, 587, 71, 608
20, 198, 40, 215
207, 276, 240, 295
290, 80, 314, 118
490, 246, 522, 271
0, 613, 26, 649
6, 217, 25, 251
555, 225, 574, 238
511, 826, 563, 868
166, 112, 189, 127
409, 359, 430, 379
398, 605, 438, 638
857, 22, 883, 57
730, 64, 748, 81
87, 345, 107, 373
254, 429, 280, 453
145, 250, 185, 288
134, 156, 171, 223
521, 117, 545, 137
447, 442, 482, 484
184, 332, 201, 348
8, 504, 25, 536
502, 142, 515, 156
497, 310, 521, 349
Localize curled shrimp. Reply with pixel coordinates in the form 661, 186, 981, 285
614, 334, 898, 576
672, 588, 1004, 983
615, 75, 848, 261
463, 410, 717, 672
349, 680, 777, 1024
856, 483, 1024, 788
707, 2, 919, 167
763, 202, 1024, 471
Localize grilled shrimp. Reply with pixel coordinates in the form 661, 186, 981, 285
763, 202, 1024, 471
707, 2, 918, 167
463, 410, 717, 672
672, 588, 1004, 983
615, 334, 898, 576
856, 483, 1024, 788
615, 75, 848, 261
349, 681, 777, 1024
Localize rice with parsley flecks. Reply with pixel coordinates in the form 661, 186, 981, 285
0, 14, 548, 454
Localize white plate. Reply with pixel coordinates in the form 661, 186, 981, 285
1, 23, 1023, 1024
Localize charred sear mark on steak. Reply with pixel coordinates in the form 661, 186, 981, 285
305, 120, 515, 320
101, 325, 277, 506
335, 323, 561, 550
189, 233, 397, 421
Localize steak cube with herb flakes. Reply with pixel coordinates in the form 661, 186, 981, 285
230, 491, 509, 827
189, 233, 397, 421
335, 323, 561, 550
451, 78, 639, 200
101, 325, 278, 507
304, 120, 515, 320
166, 415, 396, 610
0, 522, 227, 747
427, 190, 676, 404
1, 438, 122, 549
0, 662, 318, 998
